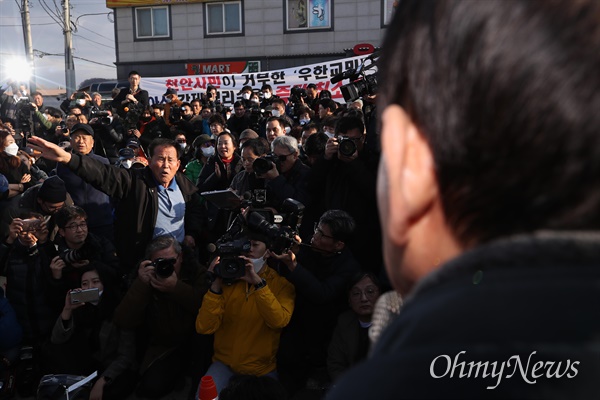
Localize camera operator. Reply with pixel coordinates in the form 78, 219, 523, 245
131, 106, 171, 154
55, 123, 115, 243
169, 102, 197, 143
28, 91, 54, 138
163, 88, 183, 128
272, 209, 361, 394
111, 70, 149, 114
227, 101, 251, 137
196, 232, 295, 395
89, 110, 125, 164
308, 114, 381, 273
114, 235, 208, 399
59, 90, 92, 118
255, 136, 311, 210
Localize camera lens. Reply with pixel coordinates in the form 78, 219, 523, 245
338, 138, 357, 157
253, 158, 273, 175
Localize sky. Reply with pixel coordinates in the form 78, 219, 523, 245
0, 0, 117, 90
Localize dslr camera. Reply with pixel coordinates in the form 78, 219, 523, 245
150, 257, 176, 278
337, 136, 358, 157
252, 154, 280, 175
59, 244, 94, 264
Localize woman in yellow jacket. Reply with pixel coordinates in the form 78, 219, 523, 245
196, 238, 296, 395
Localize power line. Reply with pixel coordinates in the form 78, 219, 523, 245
77, 24, 113, 42
73, 33, 115, 49
73, 55, 115, 68
0, 22, 56, 26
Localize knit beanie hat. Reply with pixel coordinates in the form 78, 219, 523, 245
38, 176, 67, 203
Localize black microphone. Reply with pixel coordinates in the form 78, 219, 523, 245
330, 68, 356, 84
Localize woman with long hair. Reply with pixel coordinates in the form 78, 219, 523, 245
0, 128, 32, 195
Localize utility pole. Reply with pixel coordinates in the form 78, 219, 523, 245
20, 0, 36, 93
63, 0, 76, 96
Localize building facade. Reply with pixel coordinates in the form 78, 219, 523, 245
108, 0, 395, 79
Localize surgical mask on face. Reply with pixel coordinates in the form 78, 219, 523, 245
285, 126, 291, 135
201, 146, 215, 157
178, 142, 187, 150
251, 98, 259, 104
76, 99, 86, 106
271, 110, 280, 117
4, 143, 18, 156
165, 97, 172, 103
250, 252, 267, 273
226, 113, 231, 120
263, 92, 271, 99
324, 130, 335, 139
121, 160, 133, 169
242, 93, 251, 100
300, 118, 310, 125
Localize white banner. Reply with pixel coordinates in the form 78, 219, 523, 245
141, 55, 369, 107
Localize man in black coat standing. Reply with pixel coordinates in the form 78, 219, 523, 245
29, 136, 203, 274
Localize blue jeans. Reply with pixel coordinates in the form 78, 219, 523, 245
197, 361, 278, 396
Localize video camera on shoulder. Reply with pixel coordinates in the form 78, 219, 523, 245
89, 109, 112, 125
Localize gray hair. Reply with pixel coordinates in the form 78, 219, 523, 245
92, 92, 101, 99
272, 135, 298, 154
144, 235, 182, 259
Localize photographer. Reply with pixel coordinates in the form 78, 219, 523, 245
29, 91, 54, 138
308, 114, 381, 273
111, 71, 149, 114
163, 88, 183, 128
114, 235, 207, 399
50, 205, 119, 292
196, 233, 295, 395
230, 137, 269, 198
47, 263, 137, 400
131, 106, 170, 154
89, 110, 125, 164
273, 209, 361, 394
257, 136, 311, 210
60, 90, 92, 117
0, 212, 59, 346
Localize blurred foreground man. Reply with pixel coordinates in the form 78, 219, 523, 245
328, 1, 600, 399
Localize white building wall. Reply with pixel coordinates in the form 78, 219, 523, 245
114, 0, 386, 73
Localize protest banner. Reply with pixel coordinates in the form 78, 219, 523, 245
141, 54, 369, 107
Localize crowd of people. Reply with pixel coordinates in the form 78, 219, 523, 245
0, 67, 389, 399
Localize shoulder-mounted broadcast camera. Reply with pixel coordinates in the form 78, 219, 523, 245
331, 52, 379, 102
201, 188, 304, 284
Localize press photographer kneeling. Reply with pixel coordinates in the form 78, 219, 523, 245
195, 225, 296, 396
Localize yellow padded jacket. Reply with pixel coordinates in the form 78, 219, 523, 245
196, 265, 295, 376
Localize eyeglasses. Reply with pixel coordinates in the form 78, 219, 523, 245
277, 153, 294, 163
65, 222, 88, 231
313, 223, 335, 240
176, 139, 186, 144
350, 286, 380, 300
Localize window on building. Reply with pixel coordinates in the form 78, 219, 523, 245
285, 0, 332, 32
205, 1, 243, 36
135, 6, 171, 39
382, 0, 398, 26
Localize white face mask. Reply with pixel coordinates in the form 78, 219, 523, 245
121, 159, 133, 169
263, 92, 271, 99
179, 142, 187, 150
4, 143, 18, 156
242, 93, 251, 100
324, 131, 335, 139
251, 98, 259, 104
250, 251, 267, 273
284, 126, 291, 135
226, 113, 231, 120
76, 99, 86, 106
300, 118, 310, 125
165, 97, 172, 103
271, 110, 280, 117
201, 146, 215, 157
